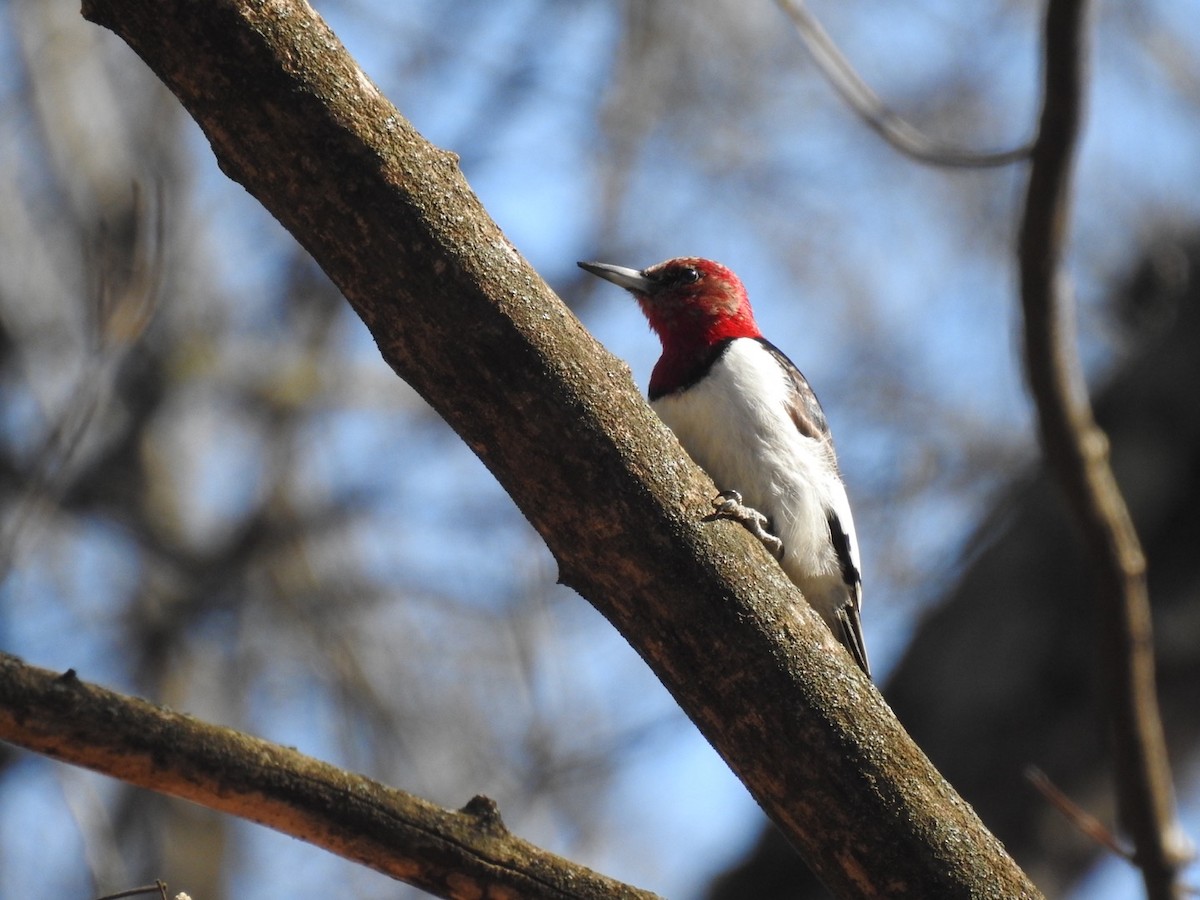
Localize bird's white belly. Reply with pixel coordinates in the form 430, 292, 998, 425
650, 344, 847, 613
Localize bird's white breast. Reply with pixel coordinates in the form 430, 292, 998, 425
651, 338, 859, 621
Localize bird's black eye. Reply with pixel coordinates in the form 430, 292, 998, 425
677, 266, 701, 285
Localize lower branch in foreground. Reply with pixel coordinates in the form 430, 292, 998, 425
0, 653, 659, 900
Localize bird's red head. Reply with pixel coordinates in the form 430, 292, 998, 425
578, 257, 761, 350
578, 257, 762, 397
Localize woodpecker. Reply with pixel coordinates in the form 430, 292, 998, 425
578, 257, 870, 677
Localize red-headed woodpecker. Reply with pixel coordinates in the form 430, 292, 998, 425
578, 257, 870, 677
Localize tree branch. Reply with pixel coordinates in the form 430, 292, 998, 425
54, 0, 1045, 895
1017, 1, 1189, 897
0, 654, 658, 900
776, 0, 1032, 168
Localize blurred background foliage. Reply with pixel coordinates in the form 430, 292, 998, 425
1, 0, 1198, 897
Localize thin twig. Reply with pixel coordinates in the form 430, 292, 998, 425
1025, 766, 1133, 861
776, 0, 1032, 168
1017, 1, 1190, 898
95, 882, 170, 900
1025, 769, 1199, 896
0, 182, 163, 586
1027, 767, 1200, 897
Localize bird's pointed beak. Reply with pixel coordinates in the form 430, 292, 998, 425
577, 261, 655, 294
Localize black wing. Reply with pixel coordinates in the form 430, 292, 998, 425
829, 511, 870, 677
760, 338, 870, 676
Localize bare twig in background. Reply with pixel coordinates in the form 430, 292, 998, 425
776, 0, 1032, 168
1017, 1, 1191, 898
1025, 768, 1199, 895
1026, 766, 1133, 862
87, 181, 164, 351
0, 182, 162, 585
94, 881, 170, 900
0, 655, 660, 900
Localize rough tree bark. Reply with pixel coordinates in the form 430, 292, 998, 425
1, 0, 1045, 897
0, 655, 660, 900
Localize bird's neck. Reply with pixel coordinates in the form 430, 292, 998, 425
641, 300, 761, 398
649, 334, 748, 399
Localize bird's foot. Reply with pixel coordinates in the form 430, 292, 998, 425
704, 490, 784, 560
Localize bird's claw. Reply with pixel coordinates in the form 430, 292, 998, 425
704, 489, 785, 560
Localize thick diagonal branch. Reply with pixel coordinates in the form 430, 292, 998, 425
62, 0, 1045, 896
1017, 2, 1187, 898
